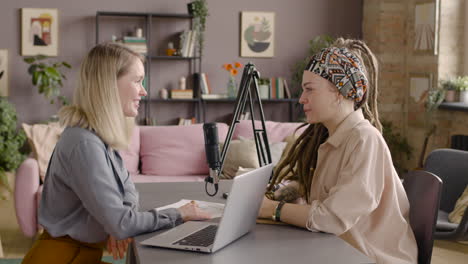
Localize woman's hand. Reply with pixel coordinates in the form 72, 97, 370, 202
258, 196, 278, 219
178, 200, 212, 222
107, 236, 133, 260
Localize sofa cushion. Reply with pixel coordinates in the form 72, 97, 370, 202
232, 120, 306, 143
220, 137, 287, 179
118, 126, 140, 175
140, 123, 229, 176
22, 122, 64, 182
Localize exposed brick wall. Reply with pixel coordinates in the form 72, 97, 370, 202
363, 0, 466, 171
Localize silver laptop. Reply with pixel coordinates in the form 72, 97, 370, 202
141, 164, 273, 253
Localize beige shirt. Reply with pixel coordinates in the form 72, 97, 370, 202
306, 109, 418, 264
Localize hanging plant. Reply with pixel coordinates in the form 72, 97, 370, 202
187, 0, 209, 57
23, 54, 71, 105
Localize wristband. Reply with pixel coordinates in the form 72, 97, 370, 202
272, 201, 286, 222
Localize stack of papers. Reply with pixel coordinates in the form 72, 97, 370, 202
157, 199, 225, 218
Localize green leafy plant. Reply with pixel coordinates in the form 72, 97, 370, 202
439, 79, 457, 91
291, 35, 335, 97
381, 120, 413, 175
258, 78, 270, 86
188, 0, 209, 57
0, 97, 27, 194
454, 76, 468, 92
23, 55, 71, 105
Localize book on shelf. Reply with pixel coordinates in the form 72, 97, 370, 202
201, 94, 228, 99
171, 89, 193, 99
120, 42, 147, 54
178, 117, 196, 126
283, 78, 291, 99
179, 30, 196, 57
123, 36, 147, 43
200, 73, 212, 94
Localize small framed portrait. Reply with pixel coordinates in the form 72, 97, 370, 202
21, 8, 59, 56
240, 11, 275, 58
0, 49, 8, 97
414, 0, 440, 55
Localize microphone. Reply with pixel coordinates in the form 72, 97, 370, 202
203, 123, 221, 195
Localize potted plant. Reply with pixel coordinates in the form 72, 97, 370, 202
440, 79, 457, 102
187, 0, 209, 57
23, 55, 71, 105
291, 35, 335, 97
455, 76, 468, 104
0, 97, 26, 200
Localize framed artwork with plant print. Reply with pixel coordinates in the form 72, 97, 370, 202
0, 49, 8, 97
21, 8, 59, 56
240, 11, 275, 58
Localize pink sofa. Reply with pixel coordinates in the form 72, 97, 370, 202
14, 121, 305, 237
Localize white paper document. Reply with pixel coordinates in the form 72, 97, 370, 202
157, 199, 225, 218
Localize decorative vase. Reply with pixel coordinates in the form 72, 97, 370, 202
0, 171, 15, 201
460, 91, 468, 104
227, 76, 237, 98
159, 88, 168, 99
259, 84, 269, 99
445, 90, 456, 102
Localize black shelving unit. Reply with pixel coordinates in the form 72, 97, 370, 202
96, 11, 201, 125
201, 98, 299, 122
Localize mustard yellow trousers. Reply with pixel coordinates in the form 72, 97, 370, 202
22, 231, 110, 264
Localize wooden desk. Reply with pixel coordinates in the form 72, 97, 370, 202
129, 182, 374, 264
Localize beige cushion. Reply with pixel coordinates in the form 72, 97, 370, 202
220, 137, 287, 179
448, 185, 468, 224
22, 123, 64, 182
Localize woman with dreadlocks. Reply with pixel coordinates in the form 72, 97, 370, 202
258, 38, 417, 264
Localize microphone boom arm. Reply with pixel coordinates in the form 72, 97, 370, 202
218, 63, 272, 178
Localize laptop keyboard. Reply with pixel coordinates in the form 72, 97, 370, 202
172, 225, 218, 247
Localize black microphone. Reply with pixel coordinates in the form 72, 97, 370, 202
203, 123, 220, 195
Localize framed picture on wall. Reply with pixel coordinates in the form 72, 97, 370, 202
240, 11, 275, 58
0, 49, 8, 97
414, 0, 440, 55
21, 8, 59, 56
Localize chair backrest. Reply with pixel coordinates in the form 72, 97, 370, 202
450, 135, 468, 151
403, 170, 442, 264
424, 148, 468, 212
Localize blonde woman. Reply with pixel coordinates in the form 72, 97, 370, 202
22, 43, 210, 264
258, 38, 418, 264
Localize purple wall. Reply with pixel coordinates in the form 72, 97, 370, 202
1, 0, 362, 125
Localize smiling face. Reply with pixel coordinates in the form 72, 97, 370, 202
299, 71, 342, 124
117, 58, 147, 117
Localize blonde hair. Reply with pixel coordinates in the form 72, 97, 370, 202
268, 38, 381, 203
59, 43, 144, 150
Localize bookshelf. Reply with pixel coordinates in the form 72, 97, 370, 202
95, 11, 201, 125
95, 11, 299, 125
201, 98, 299, 123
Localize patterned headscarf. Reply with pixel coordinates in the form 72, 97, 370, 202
306, 47, 368, 103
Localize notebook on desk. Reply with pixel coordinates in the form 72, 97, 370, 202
140, 164, 273, 253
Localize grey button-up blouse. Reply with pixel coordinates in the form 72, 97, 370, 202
39, 126, 182, 243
